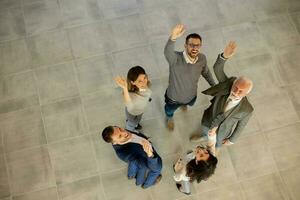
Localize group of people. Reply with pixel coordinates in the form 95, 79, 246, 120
101, 24, 254, 195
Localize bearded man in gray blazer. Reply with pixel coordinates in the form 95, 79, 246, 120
190, 41, 253, 149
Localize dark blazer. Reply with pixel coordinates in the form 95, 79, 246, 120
201, 55, 253, 146
112, 132, 162, 171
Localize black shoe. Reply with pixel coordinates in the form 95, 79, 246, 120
176, 183, 191, 195
136, 124, 142, 130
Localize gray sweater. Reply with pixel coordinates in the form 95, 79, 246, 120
164, 39, 215, 104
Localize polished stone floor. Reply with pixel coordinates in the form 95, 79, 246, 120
0, 0, 300, 199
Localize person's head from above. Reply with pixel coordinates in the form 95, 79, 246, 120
229, 76, 253, 101
184, 33, 202, 59
102, 126, 131, 145
127, 66, 149, 92
186, 146, 218, 183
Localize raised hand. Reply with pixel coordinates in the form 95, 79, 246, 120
223, 41, 237, 59
170, 24, 186, 40
141, 139, 154, 157
114, 76, 127, 89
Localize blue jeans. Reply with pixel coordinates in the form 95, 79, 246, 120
164, 93, 197, 118
127, 156, 163, 188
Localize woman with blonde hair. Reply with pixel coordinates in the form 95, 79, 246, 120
115, 66, 152, 133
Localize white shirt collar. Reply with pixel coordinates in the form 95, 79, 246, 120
183, 50, 198, 64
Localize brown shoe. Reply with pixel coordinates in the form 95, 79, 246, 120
181, 105, 188, 111
166, 118, 174, 130
189, 134, 206, 143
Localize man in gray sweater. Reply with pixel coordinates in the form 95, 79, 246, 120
164, 24, 216, 130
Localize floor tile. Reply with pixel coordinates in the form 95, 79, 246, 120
0, 155, 10, 198
249, 0, 289, 18
241, 173, 289, 200
0, 72, 39, 114
35, 62, 79, 105
222, 22, 268, 59
98, 0, 139, 19
285, 82, 300, 117
0, 107, 46, 153
67, 21, 114, 59
0, 6, 25, 41
280, 165, 300, 200
82, 89, 125, 132
60, 0, 102, 27
57, 176, 105, 200
194, 184, 245, 200
48, 135, 98, 185
176, 0, 221, 31
75, 54, 114, 95
0, 39, 31, 75
253, 90, 299, 131
290, 11, 300, 34
23, 0, 63, 35
26, 30, 73, 68
12, 187, 58, 200
276, 45, 300, 85
257, 15, 300, 48
6, 146, 55, 194
227, 133, 277, 181
264, 123, 300, 170
112, 45, 160, 81
41, 97, 88, 143
109, 14, 147, 51
101, 169, 153, 200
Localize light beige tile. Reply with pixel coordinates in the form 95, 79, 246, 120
57, 176, 105, 200
0, 155, 10, 198
101, 168, 153, 200
285, 82, 300, 117
0, 6, 25, 41
276, 45, 300, 85
48, 135, 98, 185
75, 54, 114, 95
257, 15, 300, 48
280, 165, 300, 200
23, 0, 62, 35
0, 39, 31, 75
35, 62, 79, 105
27, 30, 73, 68
253, 90, 299, 131
109, 14, 147, 51
6, 146, 56, 194
0, 107, 46, 153
241, 173, 289, 200
228, 133, 277, 181
82, 89, 124, 132
41, 97, 88, 143
264, 123, 300, 170
0, 72, 39, 114
67, 21, 114, 59
60, 0, 102, 27
112, 45, 160, 79
98, 0, 139, 19
194, 184, 245, 200
12, 187, 58, 200
233, 53, 283, 99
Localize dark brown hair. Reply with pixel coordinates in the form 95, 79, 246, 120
127, 66, 148, 93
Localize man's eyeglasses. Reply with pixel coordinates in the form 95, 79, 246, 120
187, 43, 201, 49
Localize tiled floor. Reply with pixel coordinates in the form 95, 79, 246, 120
0, 0, 300, 199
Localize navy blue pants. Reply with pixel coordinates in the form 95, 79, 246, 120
164, 93, 197, 118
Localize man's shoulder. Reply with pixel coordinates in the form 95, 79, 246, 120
241, 97, 254, 113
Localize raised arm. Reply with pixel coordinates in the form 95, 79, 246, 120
213, 41, 237, 83
114, 76, 131, 104
164, 24, 186, 65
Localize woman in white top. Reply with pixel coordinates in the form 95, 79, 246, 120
115, 66, 152, 133
173, 129, 218, 195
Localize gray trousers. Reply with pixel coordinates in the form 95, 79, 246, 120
125, 108, 143, 133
